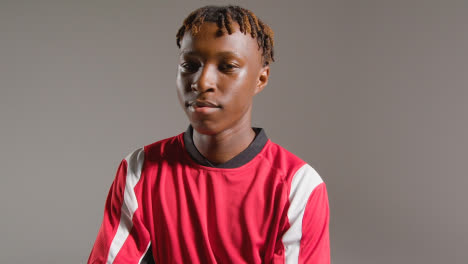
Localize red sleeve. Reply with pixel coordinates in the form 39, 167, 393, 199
88, 149, 151, 264
299, 183, 330, 264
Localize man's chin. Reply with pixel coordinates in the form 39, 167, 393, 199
190, 122, 222, 136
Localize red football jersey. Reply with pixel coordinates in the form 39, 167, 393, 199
88, 127, 330, 263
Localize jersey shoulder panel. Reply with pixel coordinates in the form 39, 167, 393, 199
262, 141, 325, 200
143, 132, 184, 163
123, 146, 145, 179
262, 141, 309, 181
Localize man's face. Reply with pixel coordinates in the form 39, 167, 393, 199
176, 22, 269, 135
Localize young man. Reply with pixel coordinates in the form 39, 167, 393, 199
88, 5, 330, 264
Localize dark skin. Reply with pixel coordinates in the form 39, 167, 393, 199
176, 22, 270, 164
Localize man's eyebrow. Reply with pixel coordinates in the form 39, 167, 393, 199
179, 50, 243, 58
179, 50, 196, 56
216, 51, 243, 58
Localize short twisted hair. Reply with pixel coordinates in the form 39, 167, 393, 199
176, 5, 275, 66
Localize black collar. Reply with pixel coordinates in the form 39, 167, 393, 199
183, 125, 268, 168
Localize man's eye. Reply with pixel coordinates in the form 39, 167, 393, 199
180, 62, 199, 72
219, 63, 238, 72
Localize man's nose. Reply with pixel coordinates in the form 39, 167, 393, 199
192, 64, 217, 93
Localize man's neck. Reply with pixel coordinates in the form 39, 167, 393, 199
192, 125, 256, 165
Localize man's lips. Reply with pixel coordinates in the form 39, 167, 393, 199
186, 100, 220, 108
186, 100, 221, 114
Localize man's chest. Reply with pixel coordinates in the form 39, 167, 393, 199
138, 165, 290, 263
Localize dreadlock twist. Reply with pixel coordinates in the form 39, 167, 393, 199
176, 5, 275, 66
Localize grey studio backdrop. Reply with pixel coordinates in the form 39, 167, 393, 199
1, 0, 467, 263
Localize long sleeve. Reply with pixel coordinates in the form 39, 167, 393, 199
282, 164, 330, 264
298, 182, 330, 263
88, 148, 152, 264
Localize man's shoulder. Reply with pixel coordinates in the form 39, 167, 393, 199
263, 140, 306, 167
144, 132, 185, 162
122, 131, 185, 165
263, 140, 323, 184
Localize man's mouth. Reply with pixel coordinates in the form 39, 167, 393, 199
187, 100, 220, 108
186, 100, 221, 113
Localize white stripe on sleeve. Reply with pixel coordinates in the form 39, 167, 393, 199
107, 147, 145, 264
282, 163, 323, 264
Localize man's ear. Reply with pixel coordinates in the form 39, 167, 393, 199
254, 65, 270, 95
